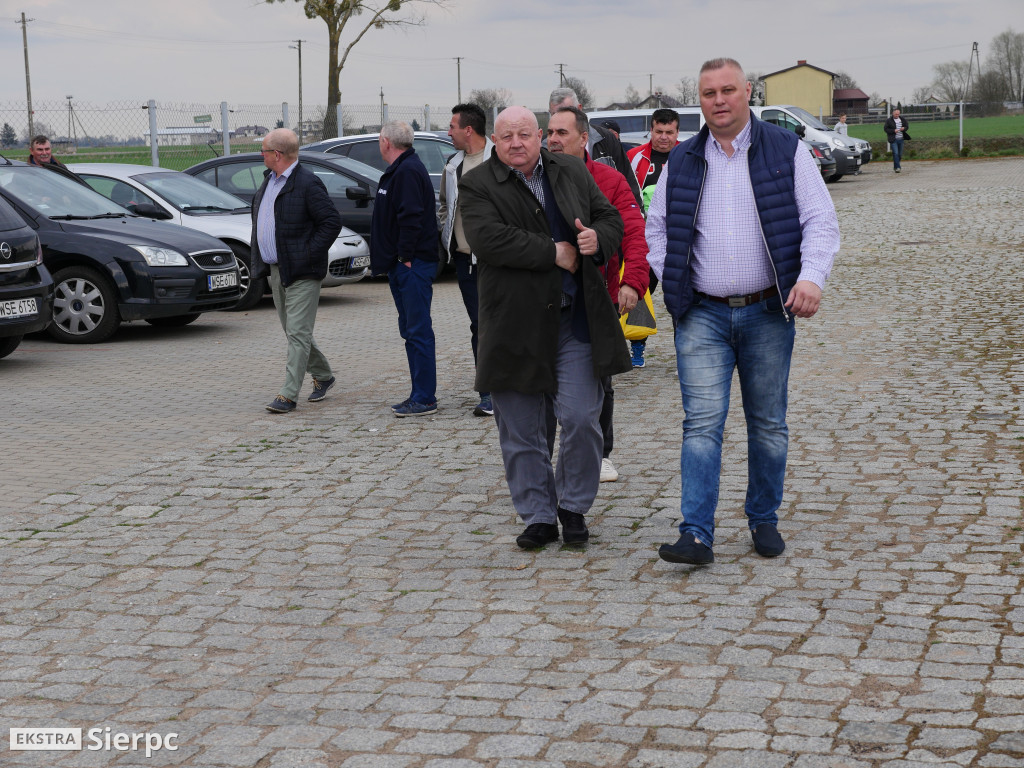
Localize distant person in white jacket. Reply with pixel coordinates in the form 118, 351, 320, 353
835, 113, 849, 135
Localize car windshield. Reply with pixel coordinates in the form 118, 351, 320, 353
322, 156, 383, 184
0, 167, 127, 218
132, 171, 249, 212
787, 106, 830, 131
0, 194, 27, 230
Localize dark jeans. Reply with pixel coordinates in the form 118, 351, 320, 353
453, 252, 486, 397
388, 258, 436, 404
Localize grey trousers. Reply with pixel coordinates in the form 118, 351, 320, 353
268, 266, 332, 401
491, 312, 604, 525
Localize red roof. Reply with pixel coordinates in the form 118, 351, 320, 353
833, 89, 869, 100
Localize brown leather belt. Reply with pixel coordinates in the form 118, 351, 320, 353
698, 286, 776, 308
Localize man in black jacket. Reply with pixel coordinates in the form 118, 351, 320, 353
252, 128, 343, 413
883, 109, 910, 173
371, 121, 440, 417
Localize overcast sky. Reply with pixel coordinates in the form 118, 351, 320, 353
1, 0, 1015, 117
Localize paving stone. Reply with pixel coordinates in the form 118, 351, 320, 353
2, 159, 1022, 767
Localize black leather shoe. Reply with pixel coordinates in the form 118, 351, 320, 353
557, 508, 589, 545
751, 523, 785, 557
658, 534, 714, 565
516, 523, 560, 549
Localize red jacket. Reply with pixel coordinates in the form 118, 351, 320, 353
627, 142, 654, 191
585, 155, 649, 303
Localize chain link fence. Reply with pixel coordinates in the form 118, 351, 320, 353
0, 99, 457, 171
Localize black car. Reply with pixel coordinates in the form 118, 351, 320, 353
0, 193, 53, 359
0, 160, 240, 344
184, 152, 381, 243
804, 140, 837, 181
301, 132, 455, 195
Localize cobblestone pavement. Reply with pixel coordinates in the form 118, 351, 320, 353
2, 158, 1023, 767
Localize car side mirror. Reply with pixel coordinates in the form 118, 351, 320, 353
345, 186, 370, 201
795, 125, 806, 138
132, 203, 174, 220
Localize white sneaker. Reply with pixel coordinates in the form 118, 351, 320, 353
600, 458, 619, 482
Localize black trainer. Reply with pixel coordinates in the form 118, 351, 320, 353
658, 534, 714, 565
516, 523, 559, 549
557, 508, 589, 545
751, 523, 785, 557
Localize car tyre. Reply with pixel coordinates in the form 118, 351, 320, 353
229, 243, 264, 311
826, 173, 843, 184
0, 335, 23, 360
145, 313, 201, 327
48, 266, 121, 344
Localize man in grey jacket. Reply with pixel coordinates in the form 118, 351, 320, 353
440, 103, 494, 417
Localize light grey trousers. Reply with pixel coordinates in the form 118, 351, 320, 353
491, 312, 604, 525
268, 266, 332, 401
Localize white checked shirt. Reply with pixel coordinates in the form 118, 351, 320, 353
256, 159, 298, 265
645, 120, 839, 295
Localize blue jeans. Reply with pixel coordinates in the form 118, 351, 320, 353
891, 138, 904, 170
674, 294, 795, 547
388, 258, 436, 404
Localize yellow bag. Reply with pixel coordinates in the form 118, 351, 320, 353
618, 260, 657, 341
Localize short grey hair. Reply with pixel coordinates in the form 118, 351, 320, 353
380, 121, 414, 149
700, 58, 745, 79
548, 87, 578, 110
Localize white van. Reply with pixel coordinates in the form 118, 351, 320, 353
751, 105, 872, 181
586, 107, 704, 147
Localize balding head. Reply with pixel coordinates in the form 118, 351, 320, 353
263, 128, 299, 159
492, 107, 543, 177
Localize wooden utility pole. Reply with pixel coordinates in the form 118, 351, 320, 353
19, 12, 34, 138
454, 57, 462, 103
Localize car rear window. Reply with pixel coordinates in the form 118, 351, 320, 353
0, 195, 27, 231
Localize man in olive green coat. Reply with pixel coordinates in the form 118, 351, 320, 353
460, 106, 630, 550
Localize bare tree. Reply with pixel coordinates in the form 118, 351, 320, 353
911, 86, 933, 104
676, 76, 698, 105
986, 27, 1024, 102
745, 71, 766, 106
931, 60, 972, 102
623, 83, 641, 106
265, 0, 449, 136
833, 70, 860, 90
563, 76, 595, 110
468, 87, 513, 131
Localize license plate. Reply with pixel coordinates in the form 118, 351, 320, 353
0, 297, 38, 319
351, 255, 370, 268
855, 157, 861, 166
208, 272, 238, 291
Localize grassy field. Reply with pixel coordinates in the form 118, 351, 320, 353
847, 114, 1024, 142
3, 141, 266, 171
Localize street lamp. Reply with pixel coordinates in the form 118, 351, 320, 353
289, 41, 303, 140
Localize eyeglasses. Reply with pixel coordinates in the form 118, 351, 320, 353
260, 148, 279, 155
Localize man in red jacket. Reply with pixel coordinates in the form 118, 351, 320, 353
547, 106, 649, 483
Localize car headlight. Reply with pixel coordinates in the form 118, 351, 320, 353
831, 137, 845, 149
131, 245, 189, 266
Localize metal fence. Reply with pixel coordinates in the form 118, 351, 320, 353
0, 99, 457, 171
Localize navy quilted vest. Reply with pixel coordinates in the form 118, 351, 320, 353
662, 115, 803, 322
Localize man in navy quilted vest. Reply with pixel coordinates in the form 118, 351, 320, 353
645, 58, 840, 566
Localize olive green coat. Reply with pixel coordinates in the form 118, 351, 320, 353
459, 148, 631, 394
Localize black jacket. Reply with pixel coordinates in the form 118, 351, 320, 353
883, 115, 911, 143
251, 162, 342, 287
370, 147, 439, 275
460, 148, 631, 394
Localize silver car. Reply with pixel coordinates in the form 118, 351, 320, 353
69, 163, 370, 310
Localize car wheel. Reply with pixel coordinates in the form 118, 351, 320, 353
229, 243, 264, 311
826, 173, 843, 184
0, 335, 23, 360
145, 313, 201, 327
48, 266, 121, 344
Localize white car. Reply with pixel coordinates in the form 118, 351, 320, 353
68, 163, 370, 310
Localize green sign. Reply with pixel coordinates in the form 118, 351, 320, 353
194, 115, 212, 124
